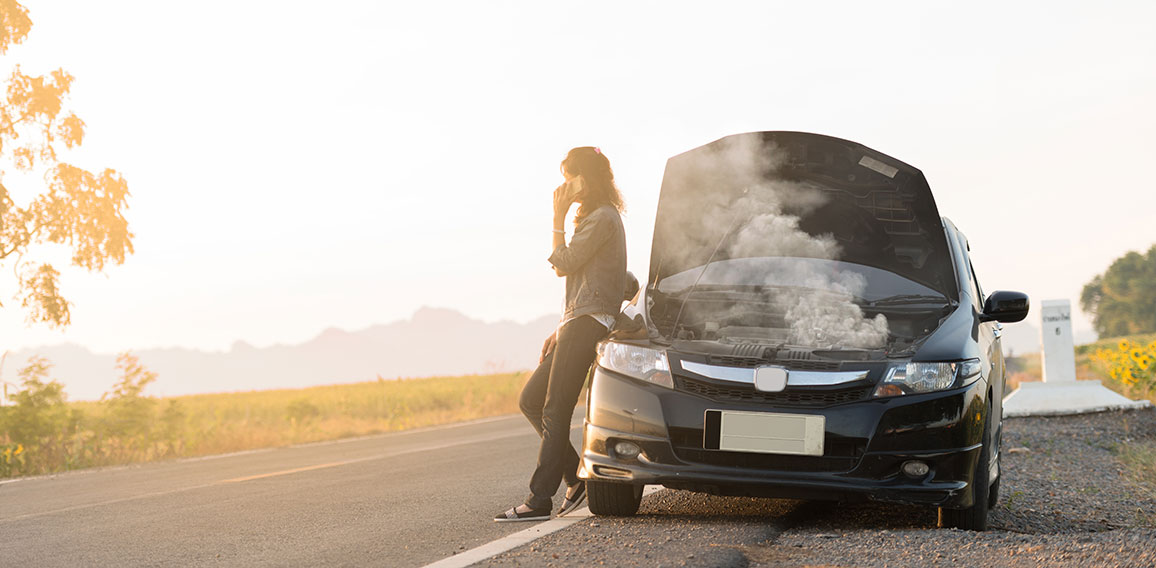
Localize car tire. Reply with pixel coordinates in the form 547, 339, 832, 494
587, 481, 643, 516
938, 405, 991, 531
988, 473, 1000, 510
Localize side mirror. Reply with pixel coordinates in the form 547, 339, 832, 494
624, 271, 640, 302
981, 290, 1029, 323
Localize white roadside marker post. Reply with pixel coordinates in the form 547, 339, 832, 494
1003, 299, 1151, 417
1040, 299, 1077, 384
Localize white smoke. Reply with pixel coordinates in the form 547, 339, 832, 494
661, 134, 889, 349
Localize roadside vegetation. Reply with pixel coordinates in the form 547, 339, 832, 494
1007, 332, 1156, 406
1116, 438, 1156, 526
1080, 245, 1156, 339
0, 353, 527, 478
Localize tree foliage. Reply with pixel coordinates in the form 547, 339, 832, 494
1081, 245, 1156, 338
100, 352, 157, 442
0, 1, 132, 327
2, 355, 70, 445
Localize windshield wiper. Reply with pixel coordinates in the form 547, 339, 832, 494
864, 294, 950, 307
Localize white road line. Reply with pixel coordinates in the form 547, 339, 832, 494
423, 485, 665, 568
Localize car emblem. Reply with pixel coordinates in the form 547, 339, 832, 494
754, 366, 788, 392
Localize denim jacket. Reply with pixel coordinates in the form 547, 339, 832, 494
548, 205, 627, 322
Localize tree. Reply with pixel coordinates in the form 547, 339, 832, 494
0, 1, 133, 327
1080, 245, 1156, 338
100, 352, 157, 442
1, 356, 70, 447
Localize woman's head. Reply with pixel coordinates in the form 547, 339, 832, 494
561, 146, 624, 219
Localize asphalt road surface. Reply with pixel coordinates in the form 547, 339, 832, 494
0, 414, 581, 567
7, 409, 1155, 567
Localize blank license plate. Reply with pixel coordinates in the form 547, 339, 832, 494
703, 409, 825, 456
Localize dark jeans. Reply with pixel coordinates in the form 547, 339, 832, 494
520, 316, 607, 510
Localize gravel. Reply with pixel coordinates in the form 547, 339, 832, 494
479, 407, 1156, 568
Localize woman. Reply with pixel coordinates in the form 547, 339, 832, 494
495, 146, 627, 521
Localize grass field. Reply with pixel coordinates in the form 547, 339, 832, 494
1, 371, 531, 478
6, 332, 1154, 480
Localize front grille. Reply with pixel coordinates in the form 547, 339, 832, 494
782, 359, 842, 371
708, 355, 763, 368
704, 355, 843, 372
668, 427, 861, 472
676, 377, 870, 407
670, 448, 856, 472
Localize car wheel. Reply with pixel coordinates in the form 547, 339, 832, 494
987, 472, 1000, 510
938, 405, 991, 531
987, 449, 1001, 510
587, 481, 643, 516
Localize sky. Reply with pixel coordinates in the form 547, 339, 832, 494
1, 0, 1154, 355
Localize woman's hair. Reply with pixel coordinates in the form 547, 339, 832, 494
561, 146, 624, 223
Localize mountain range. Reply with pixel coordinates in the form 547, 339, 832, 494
1, 306, 1078, 403
1, 308, 560, 402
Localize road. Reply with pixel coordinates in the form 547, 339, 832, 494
0, 414, 580, 567
7, 410, 1155, 567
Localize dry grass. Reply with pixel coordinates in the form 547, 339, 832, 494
4, 372, 530, 477
147, 372, 530, 455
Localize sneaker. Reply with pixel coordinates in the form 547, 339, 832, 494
494, 505, 551, 522
557, 481, 587, 516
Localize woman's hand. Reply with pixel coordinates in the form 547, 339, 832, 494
540, 330, 557, 363
553, 176, 584, 219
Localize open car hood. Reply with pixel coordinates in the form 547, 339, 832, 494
649, 132, 958, 300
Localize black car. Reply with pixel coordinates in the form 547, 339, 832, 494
579, 131, 1029, 531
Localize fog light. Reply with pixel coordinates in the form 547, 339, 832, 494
614, 441, 641, 459
902, 460, 930, 477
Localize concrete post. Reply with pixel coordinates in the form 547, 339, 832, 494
1003, 298, 1150, 416
1040, 299, 1077, 384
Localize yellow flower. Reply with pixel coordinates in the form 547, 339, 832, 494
1110, 368, 1120, 380
13, 444, 23, 456
1140, 357, 1152, 371
1131, 349, 1144, 362
1119, 339, 1132, 350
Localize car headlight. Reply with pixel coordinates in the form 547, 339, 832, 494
873, 359, 982, 397
598, 341, 673, 389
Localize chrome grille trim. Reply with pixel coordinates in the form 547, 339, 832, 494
677, 360, 869, 386
679, 361, 755, 383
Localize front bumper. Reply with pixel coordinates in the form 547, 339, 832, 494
579, 367, 988, 508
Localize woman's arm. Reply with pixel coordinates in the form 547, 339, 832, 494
548, 208, 613, 276
551, 178, 581, 250
552, 212, 566, 252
